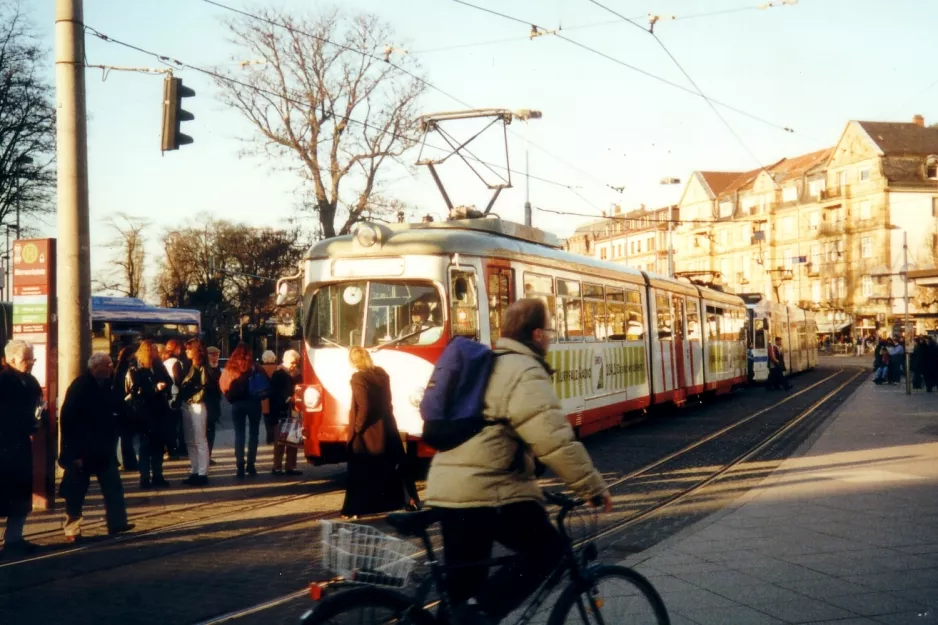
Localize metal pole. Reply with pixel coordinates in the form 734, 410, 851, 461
55, 0, 92, 408
904, 230, 911, 395
524, 149, 532, 227
667, 213, 674, 277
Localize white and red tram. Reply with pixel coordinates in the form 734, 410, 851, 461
283, 218, 748, 465
739, 293, 819, 383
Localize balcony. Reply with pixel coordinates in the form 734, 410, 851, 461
819, 185, 850, 202
818, 221, 845, 237
806, 263, 820, 277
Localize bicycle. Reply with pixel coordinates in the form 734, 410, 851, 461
300, 491, 670, 624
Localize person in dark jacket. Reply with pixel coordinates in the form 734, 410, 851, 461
205, 346, 222, 462
270, 350, 302, 476
162, 339, 187, 459
0, 340, 42, 556
59, 353, 134, 542
112, 345, 139, 472
924, 337, 938, 392
125, 340, 173, 489
221, 344, 265, 479
340, 347, 416, 519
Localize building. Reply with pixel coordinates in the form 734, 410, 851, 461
563, 205, 678, 275
672, 116, 938, 336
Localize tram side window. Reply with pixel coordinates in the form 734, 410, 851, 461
626, 290, 644, 340
754, 317, 767, 349
556, 279, 583, 341
523, 272, 556, 333
486, 268, 512, 341
656, 294, 672, 340
452, 269, 479, 337
687, 300, 701, 340
741, 314, 751, 343
582, 283, 605, 341
706, 305, 723, 341
605, 287, 626, 340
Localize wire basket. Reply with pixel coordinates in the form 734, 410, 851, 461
320, 520, 419, 588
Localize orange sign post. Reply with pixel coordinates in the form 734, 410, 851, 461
11, 238, 58, 510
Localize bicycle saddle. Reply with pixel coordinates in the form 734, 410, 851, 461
386, 509, 440, 537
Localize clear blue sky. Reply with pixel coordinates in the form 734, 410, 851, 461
29, 0, 938, 283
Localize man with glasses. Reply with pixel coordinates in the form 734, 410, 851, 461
0, 340, 43, 557
425, 298, 612, 625
59, 352, 133, 542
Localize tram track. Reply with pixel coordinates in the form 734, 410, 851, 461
193, 366, 865, 625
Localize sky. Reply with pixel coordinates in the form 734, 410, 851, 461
28, 0, 938, 293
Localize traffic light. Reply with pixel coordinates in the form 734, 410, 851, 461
161, 76, 195, 152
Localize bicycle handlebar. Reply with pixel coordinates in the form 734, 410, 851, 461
543, 490, 583, 509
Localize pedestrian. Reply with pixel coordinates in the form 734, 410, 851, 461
767, 336, 792, 391
59, 352, 134, 542
0, 340, 43, 557
260, 350, 278, 445
125, 340, 173, 490
162, 340, 187, 459
340, 347, 418, 519
205, 346, 223, 463
888, 339, 904, 385
911, 337, 925, 390
270, 349, 302, 476
425, 299, 611, 625
112, 345, 139, 473
925, 337, 938, 393
746, 341, 755, 385
179, 339, 210, 486
220, 344, 266, 479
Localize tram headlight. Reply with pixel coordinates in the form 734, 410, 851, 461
409, 386, 425, 408
355, 224, 378, 247
303, 386, 323, 412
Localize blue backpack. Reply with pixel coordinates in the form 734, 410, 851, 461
248, 368, 271, 400
419, 337, 502, 451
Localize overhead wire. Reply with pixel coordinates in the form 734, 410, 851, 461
198, 0, 618, 203
583, 0, 782, 189
83, 24, 610, 225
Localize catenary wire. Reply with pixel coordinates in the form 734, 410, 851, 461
83, 25, 591, 194
198, 0, 618, 198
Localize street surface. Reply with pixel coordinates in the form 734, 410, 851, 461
0, 356, 869, 624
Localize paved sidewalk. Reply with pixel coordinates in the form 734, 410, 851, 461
626, 370, 938, 624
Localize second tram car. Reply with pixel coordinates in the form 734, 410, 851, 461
283, 218, 750, 465
740, 293, 819, 382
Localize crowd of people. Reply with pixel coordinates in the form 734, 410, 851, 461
871, 334, 938, 390
0, 337, 306, 553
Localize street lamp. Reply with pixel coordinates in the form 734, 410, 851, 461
660, 177, 682, 277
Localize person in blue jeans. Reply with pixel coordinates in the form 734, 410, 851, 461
220, 344, 266, 479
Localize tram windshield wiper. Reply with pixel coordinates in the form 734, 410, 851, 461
314, 336, 347, 350
371, 326, 430, 352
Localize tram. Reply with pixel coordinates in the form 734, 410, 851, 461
280, 218, 748, 466
739, 293, 819, 383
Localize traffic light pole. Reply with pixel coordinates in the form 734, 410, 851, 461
54, 0, 92, 407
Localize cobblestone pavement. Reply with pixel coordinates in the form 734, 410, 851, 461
0, 359, 865, 624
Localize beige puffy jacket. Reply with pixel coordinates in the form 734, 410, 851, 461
425, 338, 607, 508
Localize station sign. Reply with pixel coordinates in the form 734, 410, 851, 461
11, 238, 58, 510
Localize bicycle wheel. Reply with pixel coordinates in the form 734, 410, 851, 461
546, 565, 670, 625
300, 586, 435, 625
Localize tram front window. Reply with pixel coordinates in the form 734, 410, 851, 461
754, 318, 767, 349
307, 281, 443, 348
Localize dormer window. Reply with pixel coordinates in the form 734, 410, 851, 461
927, 156, 938, 180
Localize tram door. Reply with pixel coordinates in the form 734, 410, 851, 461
672, 295, 688, 390
485, 264, 514, 347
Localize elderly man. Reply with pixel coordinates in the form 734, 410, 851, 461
270, 350, 303, 476
59, 352, 133, 542
0, 340, 42, 557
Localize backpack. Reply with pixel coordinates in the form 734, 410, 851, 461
248, 367, 272, 400
419, 337, 502, 451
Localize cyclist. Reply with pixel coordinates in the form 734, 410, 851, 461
425, 298, 613, 625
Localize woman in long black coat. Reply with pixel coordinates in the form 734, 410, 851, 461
341, 347, 417, 519
125, 340, 173, 489
0, 340, 42, 553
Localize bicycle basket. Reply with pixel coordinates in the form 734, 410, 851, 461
320, 520, 419, 588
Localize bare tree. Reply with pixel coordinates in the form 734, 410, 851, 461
0, 1, 55, 236
215, 8, 425, 238
94, 213, 149, 298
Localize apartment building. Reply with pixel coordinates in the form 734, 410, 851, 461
673, 116, 938, 335
563, 205, 678, 275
